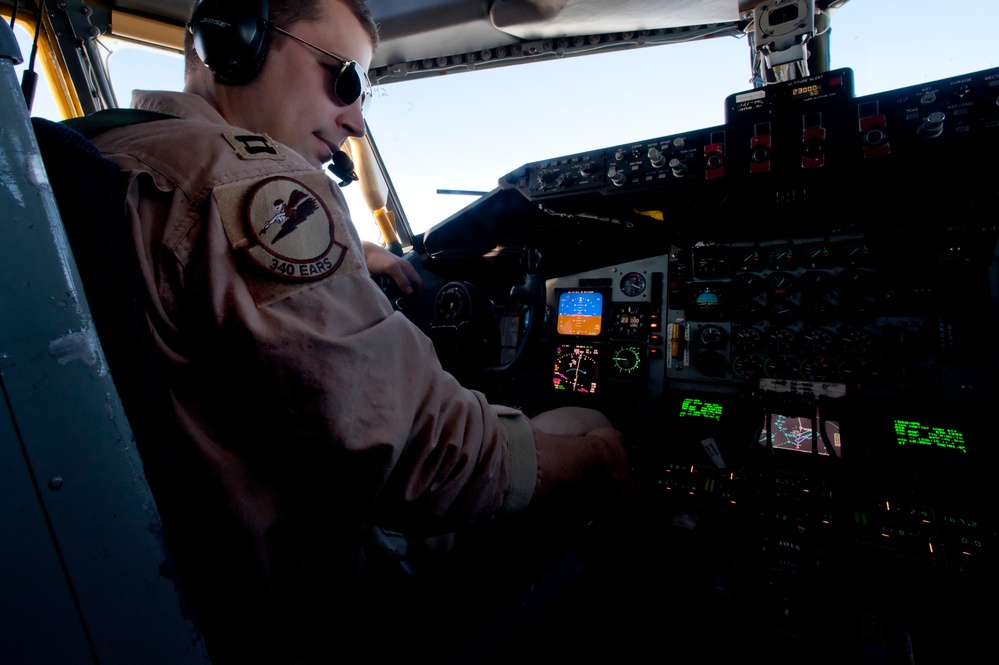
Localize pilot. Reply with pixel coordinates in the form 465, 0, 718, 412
90, 0, 630, 662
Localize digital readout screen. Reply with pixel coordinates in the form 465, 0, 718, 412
553, 344, 599, 394
679, 397, 723, 421
557, 290, 603, 336
894, 420, 967, 453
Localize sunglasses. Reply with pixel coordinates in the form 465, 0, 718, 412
272, 25, 372, 111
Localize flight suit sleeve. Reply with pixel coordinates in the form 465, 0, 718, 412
137, 165, 541, 535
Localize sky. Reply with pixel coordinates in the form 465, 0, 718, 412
11, 0, 999, 242
353, 0, 999, 237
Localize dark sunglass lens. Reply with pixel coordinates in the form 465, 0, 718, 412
335, 62, 363, 106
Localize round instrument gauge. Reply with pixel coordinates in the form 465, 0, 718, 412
767, 300, 798, 325
838, 357, 874, 385
799, 356, 836, 381
800, 270, 835, 296
611, 346, 643, 374
733, 272, 765, 296
732, 353, 763, 381
839, 326, 875, 353
842, 240, 872, 265
767, 326, 797, 352
837, 268, 875, 294
733, 300, 764, 323
697, 324, 728, 348
768, 244, 796, 270
611, 303, 649, 338
619, 271, 647, 297
805, 243, 834, 268
801, 327, 837, 354
693, 288, 722, 315
765, 271, 797, 298
802, 296, 837, 320
764, 354, 798, 380
435, 282, 471, 324
737, 247, 764, 272
732, 326, 763, 352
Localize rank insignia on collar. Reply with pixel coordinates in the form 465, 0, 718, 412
240, 175, 348, 281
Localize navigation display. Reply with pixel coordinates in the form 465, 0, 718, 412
557, 290, 604, 336
553, 344, 599, 394
760, 412, 842, 456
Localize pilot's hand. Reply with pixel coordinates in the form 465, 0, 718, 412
363, 240, 424, 295
582, 426, 634, 495
533, 425, 633, 502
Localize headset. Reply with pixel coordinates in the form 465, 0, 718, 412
188, 0, 359, 185
189, 0, 270, 86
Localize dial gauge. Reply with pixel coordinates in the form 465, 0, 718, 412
697, 324, 728, 348
732, 326, 763, 352
800, 270, 835, 296
611, 303, 649, 338
801, 327, 837, 354
611, 346, 643, 373
764, 354, 798, 379
734, 272, 765, 296
800, 356, 836, 381
732, 353, 763, 380
767, 326, 797, 352
768, 244, 796, 270
620, 271, 647, 297
766, 271, 797, 298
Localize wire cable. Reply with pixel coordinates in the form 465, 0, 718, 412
19, 0, 45, 110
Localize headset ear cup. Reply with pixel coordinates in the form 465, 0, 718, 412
214, 35, 268, 86
190, 0, 270, 85
241, 37, 270, 85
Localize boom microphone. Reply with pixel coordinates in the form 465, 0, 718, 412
327, 150, 358, 187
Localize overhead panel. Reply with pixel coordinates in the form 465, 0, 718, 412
490, 0, 741, 39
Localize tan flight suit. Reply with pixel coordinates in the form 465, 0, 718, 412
92, 90, 539, 662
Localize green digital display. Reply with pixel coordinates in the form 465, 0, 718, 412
679, 397, 723, 421
894, 420, 967, 454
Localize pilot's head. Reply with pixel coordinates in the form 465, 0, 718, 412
184, 0, 379, 168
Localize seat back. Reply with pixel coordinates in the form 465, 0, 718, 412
31, 115, 275, 664
3, 18, 215, 658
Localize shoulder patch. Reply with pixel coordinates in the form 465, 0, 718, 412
243, 175, 350, 281
215, 172, 363, 304
223, 132, 287, 161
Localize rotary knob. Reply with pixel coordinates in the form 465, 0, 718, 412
917, 111, 946, 138
648, 146, 666, 168
607, 166, 628, 187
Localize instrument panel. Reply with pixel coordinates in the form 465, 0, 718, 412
547, 254, 666, 401
666, 231, 993, 399
419, 64, 998, 664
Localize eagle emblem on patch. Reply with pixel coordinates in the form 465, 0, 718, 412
242, 176, 348, 281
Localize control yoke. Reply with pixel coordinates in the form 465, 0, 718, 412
484, 248, 545, 375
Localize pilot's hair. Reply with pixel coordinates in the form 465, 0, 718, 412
184, 0, 380, 78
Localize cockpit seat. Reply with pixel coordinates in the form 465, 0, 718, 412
31, 114, 271, 664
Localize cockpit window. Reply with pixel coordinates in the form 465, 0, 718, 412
11, 2, 998, 246
361, 1, 998, 242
